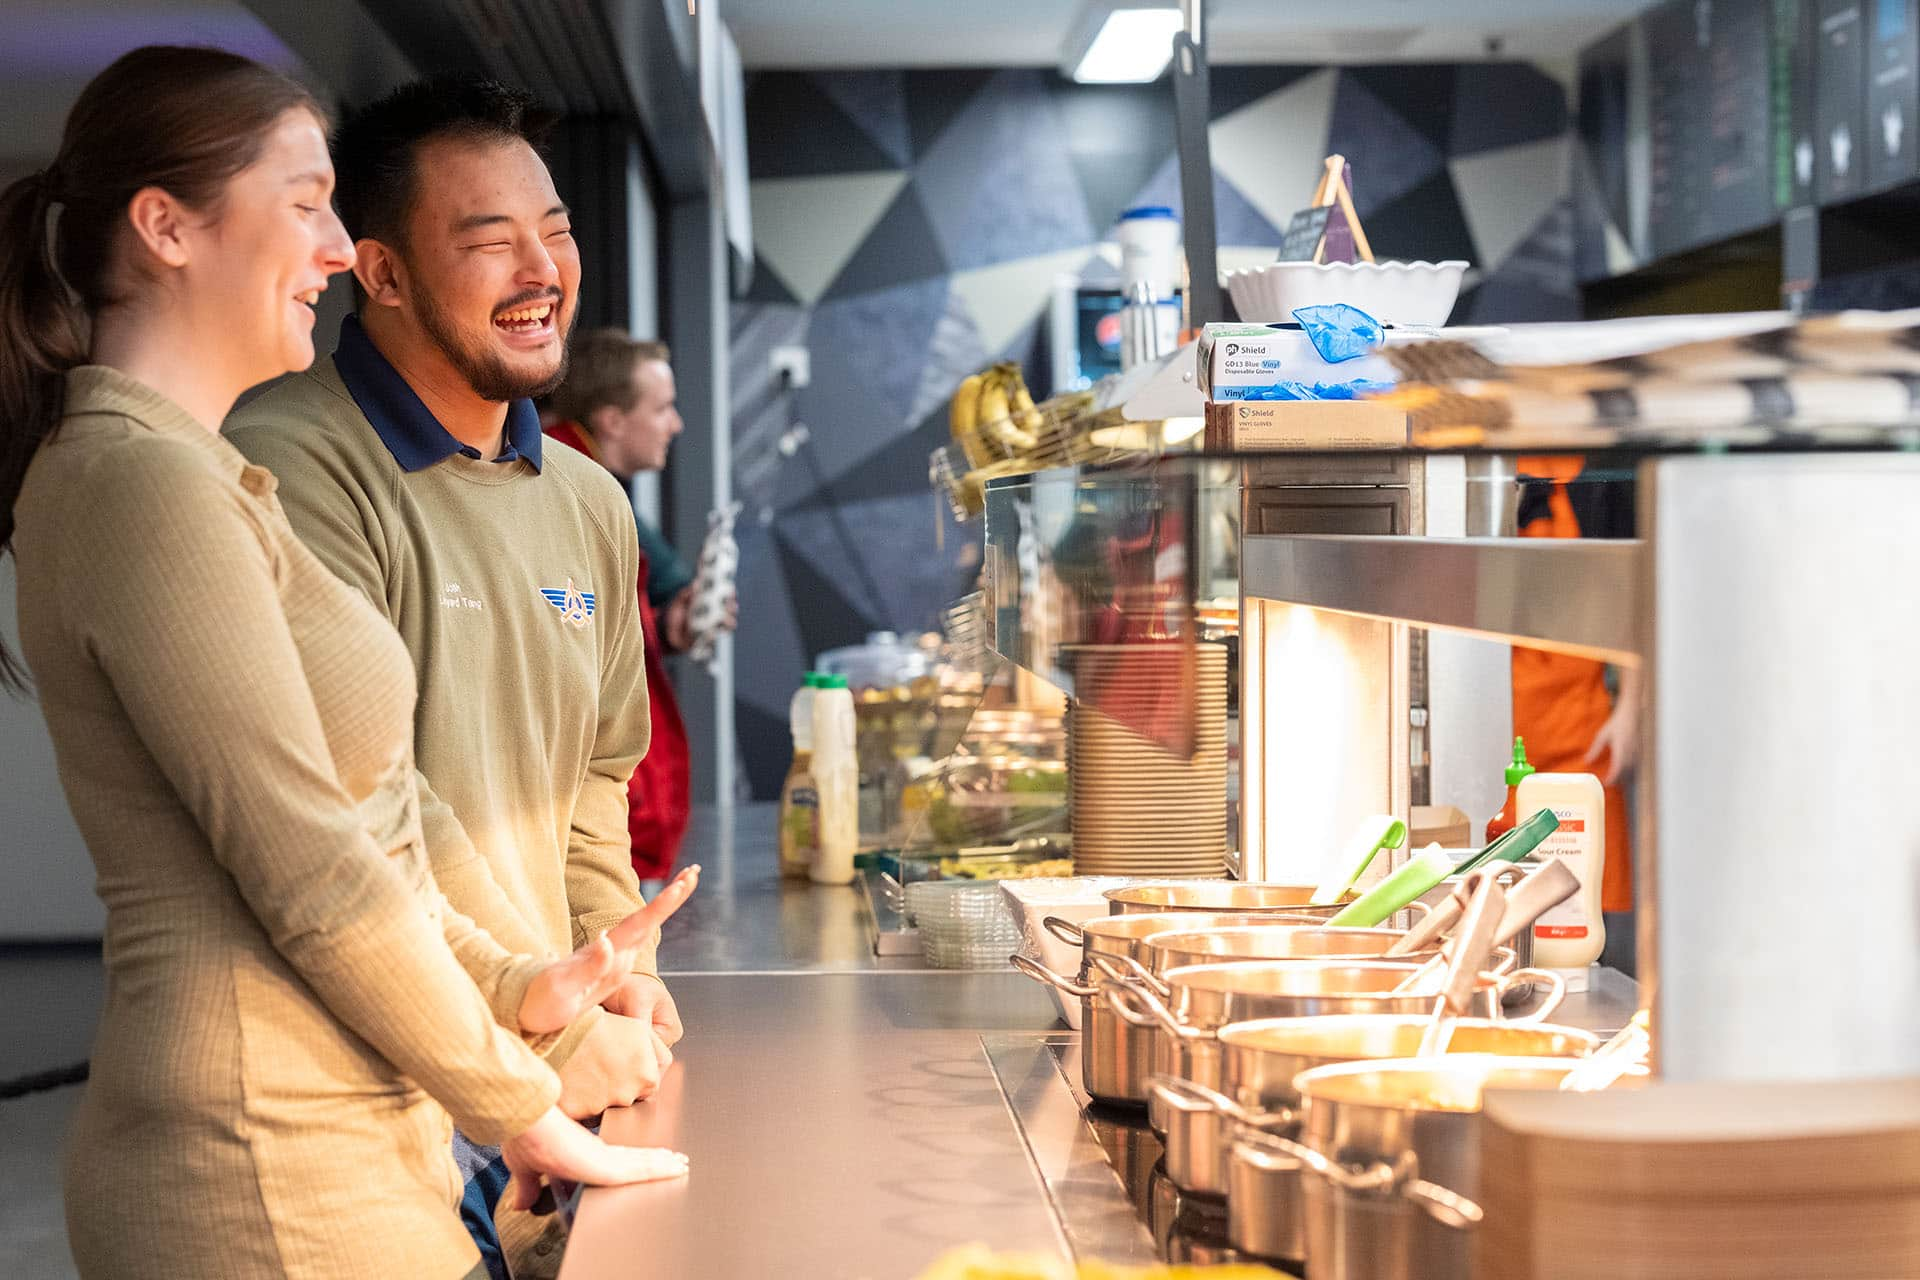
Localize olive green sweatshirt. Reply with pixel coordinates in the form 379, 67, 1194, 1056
227, 357, 654, 1064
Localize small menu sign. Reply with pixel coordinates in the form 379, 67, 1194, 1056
1278, 206, 1334, 261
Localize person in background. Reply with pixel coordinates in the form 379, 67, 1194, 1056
544, 330, 696, 880
225, 78, 679, 1279
1512, 455, 1638, 965
0, 47, 691, 1280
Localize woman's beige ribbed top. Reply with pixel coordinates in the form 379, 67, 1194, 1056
12, 367, 561, 1280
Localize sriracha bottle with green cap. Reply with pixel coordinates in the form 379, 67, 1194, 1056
1485, 736, 1536, 845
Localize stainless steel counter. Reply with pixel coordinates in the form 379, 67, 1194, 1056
651, 804, 926, 973
562, 805, 1643, 1278
561, 970, 1071, 1278
564, 806, 1074, 1278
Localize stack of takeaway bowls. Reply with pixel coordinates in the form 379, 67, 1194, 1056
1066, 642, 1228, 876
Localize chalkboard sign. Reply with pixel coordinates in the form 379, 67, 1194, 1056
1645, 0, 1776, 258
1277, 205, 1334, 261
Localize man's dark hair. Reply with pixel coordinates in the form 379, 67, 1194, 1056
331, 76, 555, 250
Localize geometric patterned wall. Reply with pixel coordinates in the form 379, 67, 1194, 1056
730, 65, 1577, 798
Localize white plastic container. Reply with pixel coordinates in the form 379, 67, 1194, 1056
809, 674, 859, 885
1116, 205, 1182, 298
1517, 771, 1607, 980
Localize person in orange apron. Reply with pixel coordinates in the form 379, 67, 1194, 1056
1513, 456, 1637, 914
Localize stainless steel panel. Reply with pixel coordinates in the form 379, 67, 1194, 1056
1642, 454, 1920, 1082
985, 1036, 1161, 1266
1242, 533, 1644, 664
984, 464, 1209, 755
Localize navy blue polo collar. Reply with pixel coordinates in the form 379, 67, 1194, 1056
332, 314, 543, 472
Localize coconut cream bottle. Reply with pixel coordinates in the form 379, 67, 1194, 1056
1516, 771, 1607, 986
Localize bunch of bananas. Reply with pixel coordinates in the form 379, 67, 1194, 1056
948, 362, 1045, 468
939, 363, 1110, 518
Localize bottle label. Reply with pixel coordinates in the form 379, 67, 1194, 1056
782, 786, 820, 857
1533, 805, 1590, 939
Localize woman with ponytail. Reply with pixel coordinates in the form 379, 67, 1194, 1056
3, 47, 692, 1279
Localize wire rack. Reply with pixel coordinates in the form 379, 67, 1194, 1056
930, 394, 1152, 522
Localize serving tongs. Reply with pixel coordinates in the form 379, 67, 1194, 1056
1386, 856, 1582, 963
1558, 1009, 1652, 1092
1412, 868, 1507, 1056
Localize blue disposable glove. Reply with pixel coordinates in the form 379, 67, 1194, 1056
1293, 303, 1385, 365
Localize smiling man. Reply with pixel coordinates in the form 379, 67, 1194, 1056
224, 78, 677, 1280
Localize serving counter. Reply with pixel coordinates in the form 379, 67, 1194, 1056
560, 806, 1638, 1278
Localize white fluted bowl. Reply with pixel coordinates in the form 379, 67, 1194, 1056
1225, 259, 1469, 327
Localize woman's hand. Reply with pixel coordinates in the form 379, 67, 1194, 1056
518, 865, 700, 1034
1584, 667, 1643, 787
501, 1106, 689, 1211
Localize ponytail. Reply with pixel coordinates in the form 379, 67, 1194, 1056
0, 166, 88, 693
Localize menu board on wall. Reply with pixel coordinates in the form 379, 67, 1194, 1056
1816, 1, 1869, 201
1647, 0, 1778, 258
1776, 0, 1820, 208
1867, 0, 1920, 188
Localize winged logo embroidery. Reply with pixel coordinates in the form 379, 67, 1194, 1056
539, 578, 596, 629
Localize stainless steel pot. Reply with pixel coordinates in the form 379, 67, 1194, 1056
1216, 1017, 1596, 1265
1010, 954, 1144, 1106
1140, 925, 1416, 975
1261, 1056, 1632, 1280
1104, 881, 1358, 917
1045, 910, 1291, 987
1137, 926, 1515, 992
1105, 961, 1418, 1193
1011, 910, 1279, 1106
1104, 963, 1564, 1198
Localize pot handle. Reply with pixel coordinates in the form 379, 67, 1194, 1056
1042, 915, 1085, 945
1101, 977, 1211, 1042
1403, 1178, 1485, 1230
1148, 1073, 1239, 1119
1010, 952, 1097, 999
1232, 1129, 1332, 1179
1497, 967, 1568, 1023
1147, 1073, 1293, 1129
1086, 949, 1170, 997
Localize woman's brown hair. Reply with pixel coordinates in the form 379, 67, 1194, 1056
0, 45, 322, 691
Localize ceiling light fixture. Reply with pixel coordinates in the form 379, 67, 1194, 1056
1063, 1, 1184, 84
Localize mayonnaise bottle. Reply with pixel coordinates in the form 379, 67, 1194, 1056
1516, 771, 1606, 985
809, 674, 859, 885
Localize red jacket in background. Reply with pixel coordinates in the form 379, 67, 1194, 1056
546, 420, 691, 879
